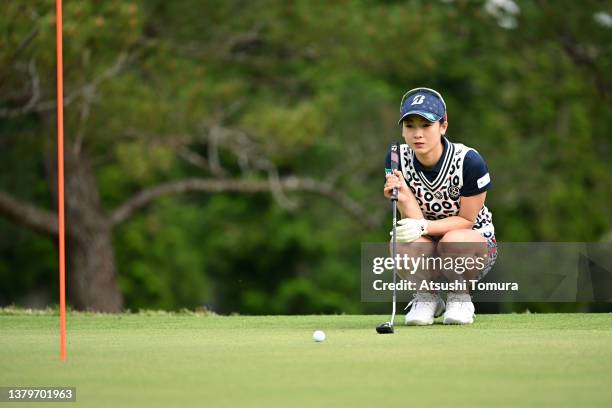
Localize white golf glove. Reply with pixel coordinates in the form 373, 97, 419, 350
390, 218, 428, 243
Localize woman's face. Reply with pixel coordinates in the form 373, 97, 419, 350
401, 114, 447, 154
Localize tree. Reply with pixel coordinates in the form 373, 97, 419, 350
0, 1, 378, 311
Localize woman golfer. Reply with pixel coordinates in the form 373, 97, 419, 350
384, 87, 497, 325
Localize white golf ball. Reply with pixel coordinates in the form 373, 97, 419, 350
312, 330, 326, 342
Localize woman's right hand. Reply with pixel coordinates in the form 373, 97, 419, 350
384, 170, 415, 204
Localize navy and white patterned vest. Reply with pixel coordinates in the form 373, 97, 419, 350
399, 142, 495, 236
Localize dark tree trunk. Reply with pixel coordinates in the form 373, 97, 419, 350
67, 224, 123, 312
45, 146, 123, 312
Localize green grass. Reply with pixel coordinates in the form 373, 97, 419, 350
1, 311, 612, 407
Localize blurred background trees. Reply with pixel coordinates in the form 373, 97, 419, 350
1, 0, 610, 313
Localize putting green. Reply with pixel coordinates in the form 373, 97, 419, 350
1, 311, 611, 407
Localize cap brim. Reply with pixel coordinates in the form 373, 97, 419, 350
398, 110, 441, 124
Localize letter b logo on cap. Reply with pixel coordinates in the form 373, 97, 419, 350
411, 95, 425, 105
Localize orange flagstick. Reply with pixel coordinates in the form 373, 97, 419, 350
56, 0, 67, 361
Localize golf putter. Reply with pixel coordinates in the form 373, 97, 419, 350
376, 143, 400, 334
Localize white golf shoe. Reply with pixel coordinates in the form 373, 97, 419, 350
443, 292, 475, 325
404, 292, 445, 326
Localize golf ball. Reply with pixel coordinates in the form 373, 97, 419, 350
312, 330, 326, 342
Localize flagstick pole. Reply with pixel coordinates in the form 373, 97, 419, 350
56, 0, 67, 362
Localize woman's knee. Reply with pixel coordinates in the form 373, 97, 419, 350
439, 229, 484, 243
438, 229, 487, 257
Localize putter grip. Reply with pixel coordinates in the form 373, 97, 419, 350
389, 144, 400, 201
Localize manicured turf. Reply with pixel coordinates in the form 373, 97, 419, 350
1, 311, 612, 407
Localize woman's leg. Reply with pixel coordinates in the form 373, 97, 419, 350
436, 229, 488, 291
398, 235, 444, 325
436, 229, 491, 325
393, 235, 437, 284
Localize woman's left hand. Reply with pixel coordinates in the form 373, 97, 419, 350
390, 218, 428, 243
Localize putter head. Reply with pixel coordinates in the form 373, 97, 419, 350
376, 322, 394, 334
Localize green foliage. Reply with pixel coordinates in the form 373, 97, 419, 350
115, 198, 210, 310
0, 0, 610, 313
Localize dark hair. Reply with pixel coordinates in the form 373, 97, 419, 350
400, 117, 447, 126
400, 113, 447, 126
